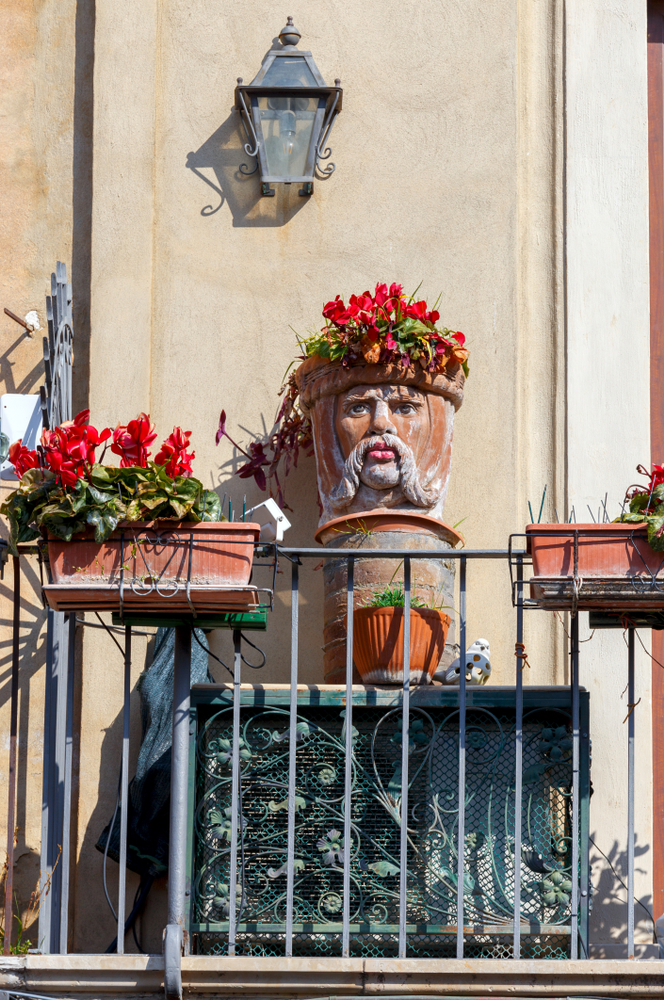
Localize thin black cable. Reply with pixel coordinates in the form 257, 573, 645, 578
131, 879, 143, 953
93, 610, 126, 657
192, 627, 266, 674
104, 873, 155, 953
102, 776, 121, 921
589, 835, 657, 944
191, 627, 233, 678
239, 632, 266, 669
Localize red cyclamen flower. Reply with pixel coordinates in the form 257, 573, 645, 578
111, 413, 157, 468
8, 440, 40, 478
41, 410, 111, 486
155, 427, 195, 478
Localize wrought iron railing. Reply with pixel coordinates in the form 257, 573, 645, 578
2, 539, 651, 981
184, 546, 593, 961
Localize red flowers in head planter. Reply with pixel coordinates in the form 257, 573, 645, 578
315, 281, 469, 374
41, 410, 111, 487
8, 441, 40, 479
154, 427, 195, 478
111, 413, 157, 468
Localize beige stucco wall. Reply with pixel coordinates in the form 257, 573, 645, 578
565, 0, 653, 952
0, 0, 653, 962
77, 0, 568, 954
0, 0, 79, 951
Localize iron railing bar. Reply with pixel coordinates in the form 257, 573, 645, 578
513, 557, 524, 959
165, 627, 191, 995
58, 615, 76, 953
38, 609, 56, 953
627, 627, 635, 958
279, 547, 514, 559
3, 556, 21, 955
456, 556, 467, 959
398, 557, 411, 958
228, 629, 242, 955
570, 612, 580, 959
116, 625, 131, 954
285, 560, 299, 956
342, 556, 355, 958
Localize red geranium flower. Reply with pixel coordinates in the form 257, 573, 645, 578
111, 413, 157, 468
155, 427, 195, 478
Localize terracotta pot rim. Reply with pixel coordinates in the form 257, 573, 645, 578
526, 522, 647, 532
47, 520, 260, 541
315, 510, 463, 547
354, 605, 451, 625
294, 354, 465, 412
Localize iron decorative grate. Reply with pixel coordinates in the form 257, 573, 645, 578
189, 691, 588, 959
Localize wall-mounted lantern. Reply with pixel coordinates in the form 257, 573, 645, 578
234, 17, 343, 197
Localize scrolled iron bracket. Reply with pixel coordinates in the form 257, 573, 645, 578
314, 90, 340, 178
235, 86, 260, 177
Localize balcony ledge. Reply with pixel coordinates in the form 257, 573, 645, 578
2, 955, 664, 997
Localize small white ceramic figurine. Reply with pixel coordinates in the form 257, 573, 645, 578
435, 639, 492, 686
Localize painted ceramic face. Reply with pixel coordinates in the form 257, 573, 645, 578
335, 385, 431, 491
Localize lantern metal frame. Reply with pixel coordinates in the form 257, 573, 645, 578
234, 19, 343, 197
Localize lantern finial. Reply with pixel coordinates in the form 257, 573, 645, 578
279, 16, 301, 47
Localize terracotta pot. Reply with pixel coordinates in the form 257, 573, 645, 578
526, 522, 664, 609
319, 510, 460, 683
44, 520, 261, 613
352, 606, 451, 685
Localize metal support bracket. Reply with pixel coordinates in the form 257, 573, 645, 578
164, 922, 183, 1000
164, 626, 192, 1000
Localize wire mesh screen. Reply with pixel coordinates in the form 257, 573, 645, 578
191, 696, 584, 959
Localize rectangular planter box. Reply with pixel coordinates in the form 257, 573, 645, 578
43, 520, 263, 613
526, 522, 664, 610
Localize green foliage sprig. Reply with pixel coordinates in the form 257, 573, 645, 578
615, 463, 664, 551
365, 584, 427, 609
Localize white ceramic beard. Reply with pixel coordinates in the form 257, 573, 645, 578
329, 432, 440, 513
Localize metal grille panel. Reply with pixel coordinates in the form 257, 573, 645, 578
190, 693, 587, 959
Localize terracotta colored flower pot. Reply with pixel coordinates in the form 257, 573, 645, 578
526, 522, 664, 609
44, 520, 261, 613
319, 510, 460, 683
352, 605, 451, 685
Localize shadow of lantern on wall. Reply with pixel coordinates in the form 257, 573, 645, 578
234, 17, 343, 198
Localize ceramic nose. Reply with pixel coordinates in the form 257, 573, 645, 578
370, 400, 397, 436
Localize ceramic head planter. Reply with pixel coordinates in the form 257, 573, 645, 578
295, 355, 464, 525
217, 283, 469, 683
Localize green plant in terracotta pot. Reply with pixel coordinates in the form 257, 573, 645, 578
352, 581, 451, 686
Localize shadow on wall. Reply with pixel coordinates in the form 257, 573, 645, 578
0, 334, 45, 396
186, 113, 315, 228
74, 651, 167, 955
588, 834, 657, 954
0, 558, 48, 949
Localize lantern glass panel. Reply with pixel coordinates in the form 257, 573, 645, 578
262, 56, 317, 87
257, 95, 318, 179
